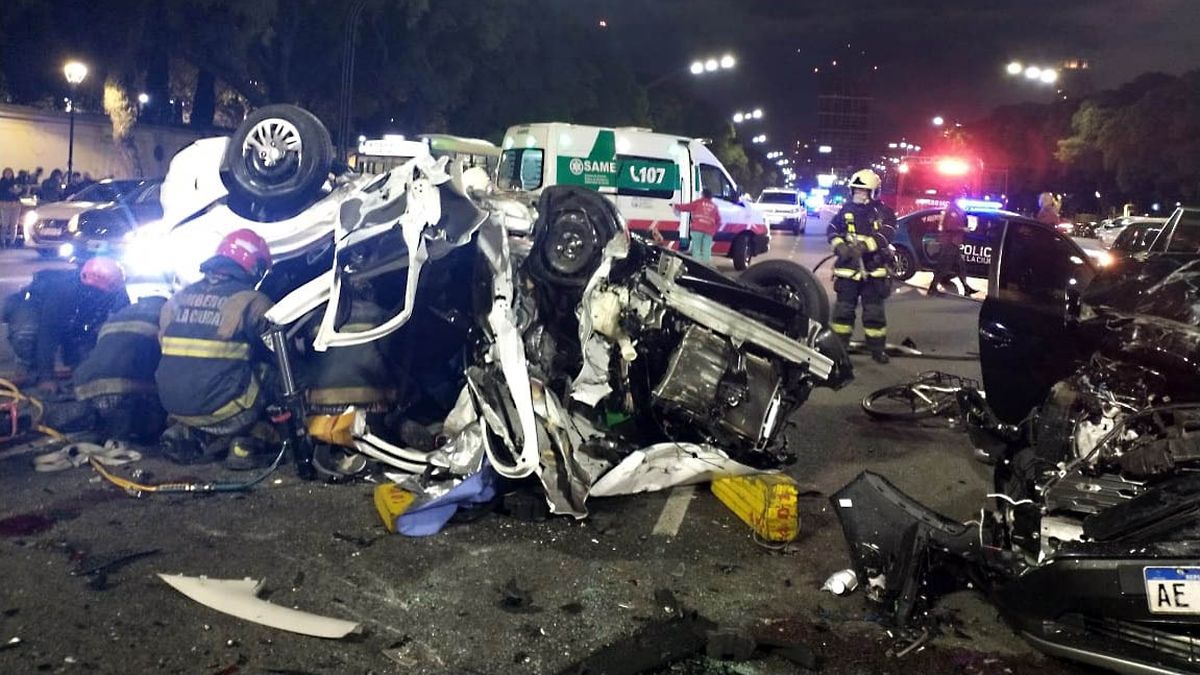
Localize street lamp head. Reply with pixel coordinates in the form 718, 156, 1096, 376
1039, 68, 1058, 84
732, 112, 745, 123
137, 93, 150, 104
1024, 65, 1042, 80
751, 108, 763, 119
64, 61, 88, 85
704, 59, 719, 72
720, 54, 736, 69
690, 61, 704, 75
1006, 61, 1023, 76
932, 115, 944, 126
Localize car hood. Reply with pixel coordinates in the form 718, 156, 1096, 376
757, 202, 800, 213
1084, 256, 1200, 330
32, 202, 102, 218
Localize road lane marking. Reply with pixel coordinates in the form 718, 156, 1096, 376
652, 485, 696, 537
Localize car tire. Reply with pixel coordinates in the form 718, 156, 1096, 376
792, 219, 805, 236
731, 234, 752, 271
891, 245, 916, 281
739, 259, 831, 325
527, 186, 620, 289
220, 104, 333, 222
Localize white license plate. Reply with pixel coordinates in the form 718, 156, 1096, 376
1145, 567, 1200, 614
764, 215, 782, 224
39, 227, 61, 236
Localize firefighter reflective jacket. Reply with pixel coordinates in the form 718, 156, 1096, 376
155, 275, 273, 426
826, 202, 894, 281
74, 297, 166, 401
305, 299, 398, 414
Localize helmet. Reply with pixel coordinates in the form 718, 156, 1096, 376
848, 169, 881, 192
79, 257, 126, 293
214, 228, 273, 277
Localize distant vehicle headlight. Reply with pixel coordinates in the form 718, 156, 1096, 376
22, 210, 39, 228
57, 243, 75, 258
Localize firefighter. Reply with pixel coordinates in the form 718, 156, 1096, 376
3, 257, 130, 394
155, 229, 276, 469
73, 296, 168, 442
304, 291, 397, 419
827, 169, 894, 364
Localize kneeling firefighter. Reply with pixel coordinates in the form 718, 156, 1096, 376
155, 229, 277, 469
3, 257, 130, 392
826, 169, 895, 364
304, 291, 397, 419
73, 296, 168, 442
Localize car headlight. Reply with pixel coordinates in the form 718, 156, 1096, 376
68, 214, 81, 233
22, 210, 39, 228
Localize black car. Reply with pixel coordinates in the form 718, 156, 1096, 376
833, 207, 1200, 674
1111, 221, 1164, 255
26, 179, 163, 259
889, 203, 1027, 280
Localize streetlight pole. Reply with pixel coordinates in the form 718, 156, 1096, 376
63, 61, 88, 180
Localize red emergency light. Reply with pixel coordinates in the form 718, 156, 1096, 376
936, 157, 970, 176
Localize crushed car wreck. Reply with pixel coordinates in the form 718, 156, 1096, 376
113, 105, 851, 519
833, 208, 1200, 674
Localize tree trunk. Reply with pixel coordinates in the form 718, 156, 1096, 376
191, 70, 216, 129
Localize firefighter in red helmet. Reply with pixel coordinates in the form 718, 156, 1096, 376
155, 229, 278, 468
2, 256, 129, 393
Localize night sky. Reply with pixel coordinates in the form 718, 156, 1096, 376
573, 0, 1200, 147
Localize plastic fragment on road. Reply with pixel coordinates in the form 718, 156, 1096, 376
589, 443, 765, 497
821, 568, 859, 596
373, 484, 416, 533
711, 474, 800, 542
157, 574, 362, 639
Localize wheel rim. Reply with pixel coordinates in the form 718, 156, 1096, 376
863, 387, 939, 419
544, 210, 597, 276
893, 250, 910, 278
242, 118, 302, 182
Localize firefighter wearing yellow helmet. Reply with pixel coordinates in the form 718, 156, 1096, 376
825, 169, 897, 363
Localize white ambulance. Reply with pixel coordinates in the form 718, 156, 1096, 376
496, 123, 769, 269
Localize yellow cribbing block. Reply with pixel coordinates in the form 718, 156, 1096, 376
307, 412, 357, 447
373, 484, 417, 533
711, 474, 800, 542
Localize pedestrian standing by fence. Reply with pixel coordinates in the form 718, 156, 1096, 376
0, 168, 23, 248
672, 188, 721, 263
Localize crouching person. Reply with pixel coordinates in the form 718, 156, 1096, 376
155, 229, 277, 469
304, 294, 398, 421
73, 296, 168, 443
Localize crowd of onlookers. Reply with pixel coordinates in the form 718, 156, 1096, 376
0, 166, 98, 247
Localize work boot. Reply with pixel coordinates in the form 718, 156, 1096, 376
224, 436, 274, 471
871, 350, 890, 364
159, 425, 211, 465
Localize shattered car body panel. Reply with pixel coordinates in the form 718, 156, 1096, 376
834, 209, 1200, 674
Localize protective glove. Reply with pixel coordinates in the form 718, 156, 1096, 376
834, 243, 850, 259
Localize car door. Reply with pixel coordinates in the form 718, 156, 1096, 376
697, 163, 746, 250
978, 220, 1097, 423
960, 212, 1001, 278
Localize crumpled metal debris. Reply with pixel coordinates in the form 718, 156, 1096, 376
589, 444, 766, 497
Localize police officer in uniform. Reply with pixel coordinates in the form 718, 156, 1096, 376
73, 296, 168, 442
156, 229, 275, 469
826, 169, 895, 364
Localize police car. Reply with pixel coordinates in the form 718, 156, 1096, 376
888, 199, 1026, 280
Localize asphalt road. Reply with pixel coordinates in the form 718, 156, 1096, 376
0, 220, 1084, 674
